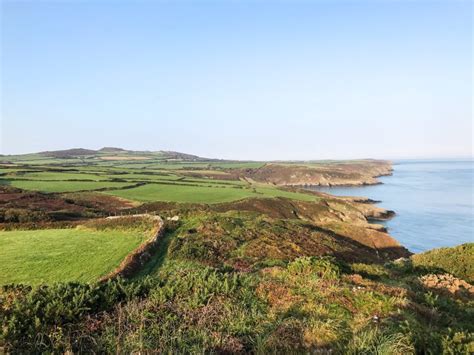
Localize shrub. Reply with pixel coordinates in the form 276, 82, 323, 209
287, 256, 341, 280
344, 326, 414, 354
351, 263, 389, 280
411, 244, 474, 283
0, 277, 158, 352
2, 208, 50, 223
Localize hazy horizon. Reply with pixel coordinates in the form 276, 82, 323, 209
1, 145, 473, 162
1, 1, 472, 160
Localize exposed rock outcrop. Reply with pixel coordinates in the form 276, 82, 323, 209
420, 273, 474, 298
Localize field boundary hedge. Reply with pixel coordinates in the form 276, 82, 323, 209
99, 215, 165, 282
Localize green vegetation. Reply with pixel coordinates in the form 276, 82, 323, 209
208, 161, 265, 169
104, 182, 316, 203
2, 245, 473, 353
0, 150, 314, 203
0, 223, 150, 284
7, 180, 135, 193
0, 149, 472, 353
411, 243, 474, 282
104, 182, 257, 203
4, 171, 110, 181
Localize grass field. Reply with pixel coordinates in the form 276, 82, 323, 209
6, 171, 110, 181
103, 183, 258, 203
103, 173, 181, 181
0, 228, 147, 285
104, 182, 316, 203
7, 180, 136, 193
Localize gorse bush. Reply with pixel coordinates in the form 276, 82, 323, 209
287, 256, 341, 279
1, 210, 473, 354
1, 258, 473, 353
0, 278, 159, 352
97, 269, 269, 353
411, 243, 474, 283
1, 208, 50, 223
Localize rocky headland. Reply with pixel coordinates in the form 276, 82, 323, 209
237, 160, 393, 187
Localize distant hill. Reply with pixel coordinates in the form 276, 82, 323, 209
32, 148, 203, 160
39, 148, 97, 158
159, 151, 202, 161
98, 147, 127, 153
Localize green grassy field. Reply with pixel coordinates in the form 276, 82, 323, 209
0, 228, 147, 285
103, 182, 316, 203
5, 171, 110, 181
103, 173, 181, 181
7, 180, 136, 193
104, 183, 258, 203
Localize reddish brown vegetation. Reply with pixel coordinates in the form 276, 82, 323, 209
0, 186, 132, 224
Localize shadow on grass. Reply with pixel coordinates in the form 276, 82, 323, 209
133, 225, 178, 278
300, 222, 412, 264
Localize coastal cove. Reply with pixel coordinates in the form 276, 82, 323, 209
306, 160, 474, 253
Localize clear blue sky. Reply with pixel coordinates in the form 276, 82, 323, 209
1, 0, 472, 160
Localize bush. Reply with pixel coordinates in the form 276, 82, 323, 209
0, 277, 158, 352
411, 244, 474, 283
287, 256, 341, 280
1, 208, 50, 223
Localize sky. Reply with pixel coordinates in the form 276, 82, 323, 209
0, 0, 472, 160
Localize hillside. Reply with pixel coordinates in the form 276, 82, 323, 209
1, 148, 392, 186
0, 149, 472, 353
411, 244, 474, 283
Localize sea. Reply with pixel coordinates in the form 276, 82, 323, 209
307, 160, 474, 253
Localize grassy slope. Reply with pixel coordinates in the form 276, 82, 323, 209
411, 243, 474, 282
103, 183, 316, 203
103, 183, 256, 203
0, 228, 147, 284
2, 214, 472, 353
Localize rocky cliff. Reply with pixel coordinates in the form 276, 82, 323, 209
238, 160, 393, 186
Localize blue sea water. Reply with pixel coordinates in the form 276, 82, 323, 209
308, 160, 474, 253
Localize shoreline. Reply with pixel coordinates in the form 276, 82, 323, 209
299, 167, 404, 252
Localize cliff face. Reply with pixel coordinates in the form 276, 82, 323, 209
239, 160, 393, 186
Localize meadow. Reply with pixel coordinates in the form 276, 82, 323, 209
7, 180, 136, 193
103, 182, 317, 203
0, 227, 148, 284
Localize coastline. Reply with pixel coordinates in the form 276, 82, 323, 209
304, 159, 474, 253
239, 160, 394, 187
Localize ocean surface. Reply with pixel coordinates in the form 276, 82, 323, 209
307, 160, 474, 253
